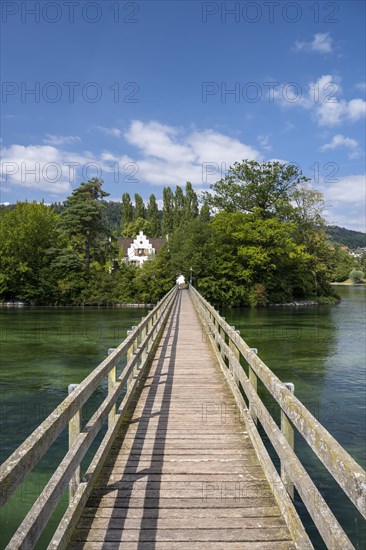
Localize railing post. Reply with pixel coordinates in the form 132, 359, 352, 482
68, 384, 80, 502
219, 319, 226, 358
249, 348, 258, 424
126, 329, 135, 391
141, 317, 148, 365
229, 326, 240, 385
281, 382, 295, 500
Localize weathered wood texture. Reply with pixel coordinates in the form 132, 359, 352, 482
68, 290, 297, 549
190, 285, 363, 550
1, 287, 178, 550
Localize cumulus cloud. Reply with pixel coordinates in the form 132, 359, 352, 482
320, 134, 361, 159
1, 120, 262, 195
123, 120, 261, 186
276, 74, 366, 126
295, 33, 333, 54
321, 174, 366, 231
0, 144, 112, 195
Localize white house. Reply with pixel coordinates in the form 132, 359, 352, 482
118, 231, 166, 266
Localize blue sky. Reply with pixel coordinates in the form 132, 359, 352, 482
1, 0, 365, 230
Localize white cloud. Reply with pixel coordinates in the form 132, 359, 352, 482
295, 33, 333, 54
320, 134, 361, 159
0, 144, 111, 195
123, 120, 261, 186
95, 126, 122, 138
43, 134, 81, 146
321, 174, 366, 231
276, 74, 366, 126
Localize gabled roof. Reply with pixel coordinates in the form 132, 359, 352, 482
117, 235, 167, 253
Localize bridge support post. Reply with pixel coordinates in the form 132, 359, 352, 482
249, 348, 258, 424
281, 382, 295, 500
68, 384, 80, 501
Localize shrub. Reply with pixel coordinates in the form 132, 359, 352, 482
349, 269, 364, 283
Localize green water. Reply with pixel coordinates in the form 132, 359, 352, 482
222, 285, 366, 549
0, 288, 365, 548
0, 306, 149, 549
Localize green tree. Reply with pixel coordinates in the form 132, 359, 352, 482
168, 217, 212, 284
203, 160, 309, 219
147, 194, 161, 236
184, 182, 199, 221
60, 178, 109, 271
328, 246, 357, 282
162, 187, 174, 235
134, 193, 145, 220
174, 185, 185, 228
350, 269, 364, 283
199, 203, 211, 222
121, 192, 134, 234
134, 245, 174, 303
197, 212, 328, 306
0, 202, 61, 302
123, 217, 152, 237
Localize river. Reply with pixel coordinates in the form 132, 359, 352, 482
0, 287, 365, 548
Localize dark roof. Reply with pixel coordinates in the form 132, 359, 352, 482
150, 237, 167, 252
118, 237, 133, 250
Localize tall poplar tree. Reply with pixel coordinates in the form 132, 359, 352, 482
184, 181, 199, 220
173, 185, 185, 228
121, 192, 133, 234
134, 193, 146, 220
162, 187, 174, 235
147, 194, 161, 236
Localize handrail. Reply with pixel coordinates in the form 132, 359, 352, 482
189, 284, 365, 550
0, 284, 179, 549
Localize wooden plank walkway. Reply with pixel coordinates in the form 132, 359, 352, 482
68, 289, 296, 550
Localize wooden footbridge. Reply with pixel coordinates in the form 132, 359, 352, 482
1, 286, 365, 549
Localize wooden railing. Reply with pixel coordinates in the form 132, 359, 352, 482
190, 284, 366, 550
0, 285, 179, 550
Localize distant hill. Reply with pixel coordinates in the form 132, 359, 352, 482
326, 225, 366, 249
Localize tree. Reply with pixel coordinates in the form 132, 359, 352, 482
0, 202, 61, 302
174, 186, 185, 227
162, 187, 174, 235
328, 246, 357, 282
199, 203, 211, 222
134, 193, 145, 220
147, 194, 161, 236
350, 269, 364, 283
184, 182, 199, 221
168, 217, 212, 284
196, 212, 330, 306
123, 217, 152, 237
203, 160, 309, 219
60, 178, 109, 271
121, 193, 134, 234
